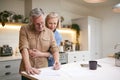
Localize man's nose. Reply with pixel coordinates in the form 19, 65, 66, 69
51, 24, 55, 27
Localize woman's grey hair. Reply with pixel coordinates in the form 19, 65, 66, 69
45, 12, 61, 28
29, 8, 45, 17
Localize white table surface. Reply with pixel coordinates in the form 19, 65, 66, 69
21, 57, 120, 80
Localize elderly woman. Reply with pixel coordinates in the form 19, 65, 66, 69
19, 8, 60, 80
45, 12, 62, 66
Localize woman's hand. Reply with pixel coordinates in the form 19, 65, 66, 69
53, 61, 61, 70
28, 49, 42, 58
28, 49, 50, 58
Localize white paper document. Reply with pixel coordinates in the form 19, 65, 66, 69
31, 67, 70, 80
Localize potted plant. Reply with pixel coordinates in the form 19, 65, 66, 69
0, 11, 13, 26
60, 16, 64, 23
12, 14, 23, 22
115, 52, 120, 67
17, 14, 23, 22
71, 24, 80, 50
23, 17, 29, 23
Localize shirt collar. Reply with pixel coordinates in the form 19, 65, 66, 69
30, 23, 46, 32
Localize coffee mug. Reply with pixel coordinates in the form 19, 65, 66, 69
89, 61, 97, 70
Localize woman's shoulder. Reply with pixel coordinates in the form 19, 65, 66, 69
54, 30, 59, 34
54, 30, 62, 39
54, 30, 61, 36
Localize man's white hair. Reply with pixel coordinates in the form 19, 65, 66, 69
29, 8, 45, 17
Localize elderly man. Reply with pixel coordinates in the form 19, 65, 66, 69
19, 8, 60, 79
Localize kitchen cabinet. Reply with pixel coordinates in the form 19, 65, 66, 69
59, 52, 68, 64
72, 16, 102, 60
0, 56, 21, 80
68, 51, 90, 63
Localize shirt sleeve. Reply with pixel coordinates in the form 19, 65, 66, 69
19, 26, 29, 52
54, 30, 62, 46
49, 31, 59, 53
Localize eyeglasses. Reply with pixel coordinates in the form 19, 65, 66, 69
34, 22, 44, 27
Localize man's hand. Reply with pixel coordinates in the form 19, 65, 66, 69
53, 61, 61, 70
25, 66, 41, 75
21, 49, 40, 75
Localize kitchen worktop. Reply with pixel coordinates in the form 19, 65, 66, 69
0, 55, 21, 61
21, 57, 120, 80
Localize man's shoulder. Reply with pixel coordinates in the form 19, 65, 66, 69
20, 24, 34, 34
21, 24, 29, 28
21, 24, 32, 30
43, 27, 54, 38
44, 27, 53, 33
